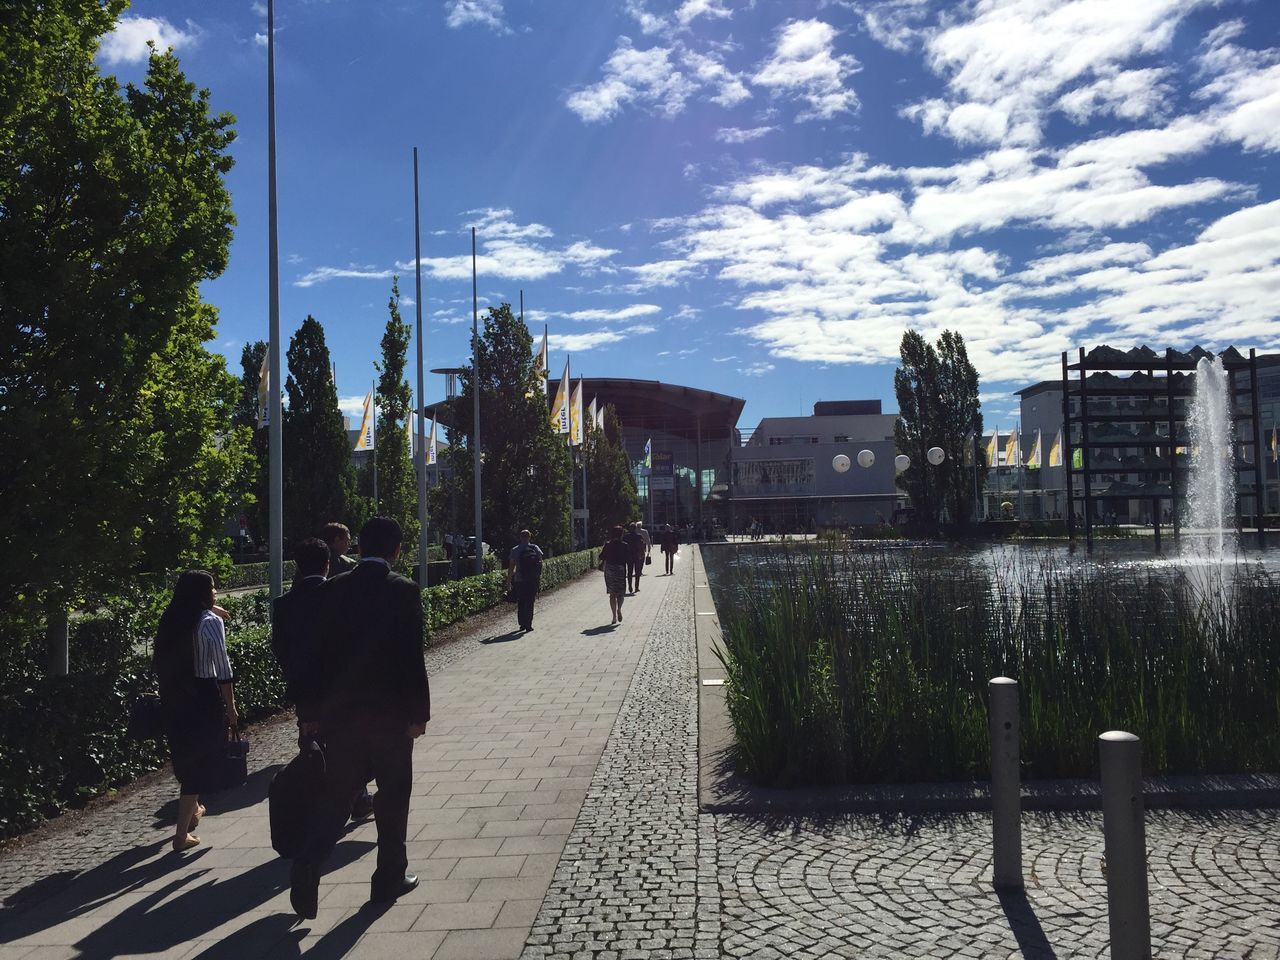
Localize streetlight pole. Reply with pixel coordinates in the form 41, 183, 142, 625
412, 147, 428, 590
266, 0, 283, 599
471, 227, 483, 575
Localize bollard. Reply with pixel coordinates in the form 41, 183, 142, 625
989, 677, 1022, 890
1099, 731, 1151, 960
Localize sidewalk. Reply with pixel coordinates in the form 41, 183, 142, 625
0, 559, 685, 960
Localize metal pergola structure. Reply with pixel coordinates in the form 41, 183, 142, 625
1062, 345, 1267, 552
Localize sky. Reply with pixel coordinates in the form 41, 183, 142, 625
99, 0, 1280, 429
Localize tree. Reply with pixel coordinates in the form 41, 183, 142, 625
585, 404, 640, 545
233, 340, 269, 544
283, 317, 359, 545
0, 2, 244, 669
358, 279, 419, 558
893, 329, 984, 527
438, 304, 572, 559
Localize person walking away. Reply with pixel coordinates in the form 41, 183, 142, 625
290, 517, 431, 918
507, 528, 544, 632
319, 522, 358, 575
636, 521, 652, 583
622, 522, 644, 593
154, 571, 239, 853
271, 537, 374, 822
600, 525, 630, 624
661, 524, 679, 574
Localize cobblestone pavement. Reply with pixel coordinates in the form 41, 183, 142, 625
522, 553, 701, 959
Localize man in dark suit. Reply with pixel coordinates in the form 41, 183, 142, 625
290, 517, 431, 918
319, 522, 358, 575
271, 537, 374, 822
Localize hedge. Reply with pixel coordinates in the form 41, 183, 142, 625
0, 547, 600, 838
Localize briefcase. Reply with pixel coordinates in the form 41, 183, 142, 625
269, 738, 326, 859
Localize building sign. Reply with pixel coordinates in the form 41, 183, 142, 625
651, 450, 675, 490
732, 458, 815, 497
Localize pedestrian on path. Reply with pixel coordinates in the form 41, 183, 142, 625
153, 571, 239, 853
623, 521, 645, 594
319, 522, 357, 575
507, 528, 544, 632
271, 537, 375, 822
600, 525, 630, 624
660, 523, 679, 574
290, 517, 431, 919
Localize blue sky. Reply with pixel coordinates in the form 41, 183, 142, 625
100, 0, 1280, 429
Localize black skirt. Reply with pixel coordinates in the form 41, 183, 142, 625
163, 677, 228, 795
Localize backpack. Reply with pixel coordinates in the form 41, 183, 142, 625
518, 546, 543, 585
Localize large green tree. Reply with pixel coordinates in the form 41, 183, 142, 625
283, 317, 359, 544
439, 304, 572, 560
359, 279, 419, 557
0, 1, 246, 668
233, 340, 269, 544
585, 404, 639, 545
893, 329, 984, 527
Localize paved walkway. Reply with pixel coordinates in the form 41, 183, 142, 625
4, 546, 1279, 959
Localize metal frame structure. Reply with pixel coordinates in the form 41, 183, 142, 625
1063, 345, 1267, 551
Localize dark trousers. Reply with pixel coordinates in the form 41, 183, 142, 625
626, 555, 642, 590
514, 581, 537, 630
300, 722, 413, 889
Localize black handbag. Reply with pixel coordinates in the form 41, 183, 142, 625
215, 727, 250, 792
645, 555, 652, 566
270, 738, 325, 858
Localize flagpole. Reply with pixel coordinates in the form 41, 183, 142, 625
266, 0, 284, 599
371, 378, 379, 509
471, 226, 483, 575
566, 355, 573, 548
412, 147, 428, 590
581, 379, 589, 546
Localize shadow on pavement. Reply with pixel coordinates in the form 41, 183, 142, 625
480, 630, 525, 645
152, 764, 285, 827
580, 625, 618, 636
998, 888, 1058, 959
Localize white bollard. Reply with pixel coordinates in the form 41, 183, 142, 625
989, 677, 1022, 890
1099, 731, 1151, 960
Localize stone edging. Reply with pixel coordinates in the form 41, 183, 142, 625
692, 545, 1280, 815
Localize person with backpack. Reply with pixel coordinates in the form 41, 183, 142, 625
507, 528, 544, 632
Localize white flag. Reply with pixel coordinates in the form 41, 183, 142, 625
427, 417, 438, 466
257, 349, 270, 430
550, 359, 570, 435
570, 379, 584, 446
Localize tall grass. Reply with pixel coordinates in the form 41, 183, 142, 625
711, 545, 1280, 785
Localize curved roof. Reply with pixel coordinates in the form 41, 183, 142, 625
422, 377, 744, 441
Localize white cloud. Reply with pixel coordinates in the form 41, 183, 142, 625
100, 15, 200, 65
566, 39, 694, 122
445, 0, 508, 33
253, 32, 268, 47
561, 304, 663, 322
716, 126, 777, 144
338, 395, 369, 419
1055, 68, 1172, 123
752, 20, 860, 121
739, 362, 776, 376
713, 355, 737, 362
294, 266, 394, 288
676, 0, 733, 27
546, 324, 657, 352
624, 259, 697, 288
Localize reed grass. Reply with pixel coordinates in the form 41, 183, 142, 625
711, 544, 1280, 785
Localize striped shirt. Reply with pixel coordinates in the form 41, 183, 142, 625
193, 610, 234, 682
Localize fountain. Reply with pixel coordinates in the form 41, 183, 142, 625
1183, 355, 1236, 558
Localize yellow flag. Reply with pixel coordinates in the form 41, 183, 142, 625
528, 329, 549, 399
1025, 430, 1042, 468
354, 390, 375, 451
550, 359, 570, 434
570, 380, 584, 445
1048, 429, 1063, 467
405, 412, 414, 456
985, 430, 998, 467
1004, 429, 1020, 467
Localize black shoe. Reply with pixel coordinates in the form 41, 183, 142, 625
349, 792, 375, 822
370, 874, 419, 904
290, 861, 319, 920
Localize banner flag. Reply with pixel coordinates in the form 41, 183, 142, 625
1072, 447, 1084, 470
354, 389, 375, 451
257, 350, 270, 429
1272, 424, 1278, 463
427, 417, 438, 466
550, 359, 570, 434
984, 430, 998, 467
1004, 429, 1020, 467
529, 328, 550, 399
406, 412, 415, 456
589, 396, 599, 432
1048, 429, 1063, 468
1025, 430, 1042, 469
643, 437, 652, 472
570, 379, 584, 446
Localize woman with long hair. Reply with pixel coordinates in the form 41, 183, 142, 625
599, 525, 630, 625
154, 570, 238, 852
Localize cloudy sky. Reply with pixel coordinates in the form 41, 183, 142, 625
102, 0, 1280, 427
